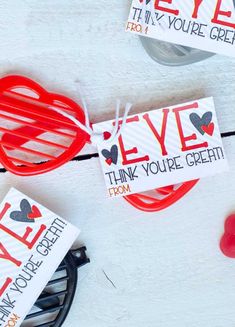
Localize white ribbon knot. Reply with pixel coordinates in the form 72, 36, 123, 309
51, 97, 132, 146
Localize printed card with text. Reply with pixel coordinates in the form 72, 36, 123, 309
0, 188, 79, 327
93, 98, 228, 198
126, 0, 235, 57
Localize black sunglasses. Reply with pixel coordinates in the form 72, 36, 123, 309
22, 247, 90, 327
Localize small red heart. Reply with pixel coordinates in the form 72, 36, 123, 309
201, 123, 214, 136
103, 131, 111, 140
106, 158, 112, 166
220, 214, 235, 258
28, 205, 42, 219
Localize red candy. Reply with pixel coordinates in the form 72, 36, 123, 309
220, 214, 235, 258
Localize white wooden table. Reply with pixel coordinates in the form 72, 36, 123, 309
1, 1, 235, 326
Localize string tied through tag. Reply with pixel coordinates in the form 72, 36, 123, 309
51, 94, 132, 146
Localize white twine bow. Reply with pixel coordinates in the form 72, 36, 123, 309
50, 94, 132, 146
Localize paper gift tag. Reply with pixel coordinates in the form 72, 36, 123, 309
93, 97, 228, 198
0, 188, 79, 327
126, 0, 235, 58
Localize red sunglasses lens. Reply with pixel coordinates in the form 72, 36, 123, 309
0, 76, 89, 175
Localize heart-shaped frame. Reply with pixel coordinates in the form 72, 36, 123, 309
0, 75, 90, 176
124, 180, 199, 212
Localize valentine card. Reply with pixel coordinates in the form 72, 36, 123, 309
126, 0, 235, 58
0, 188, 79, 327
93, 97, 228, 198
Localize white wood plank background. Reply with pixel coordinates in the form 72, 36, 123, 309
1, 1, 235, 326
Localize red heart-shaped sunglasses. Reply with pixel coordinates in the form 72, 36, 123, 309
0, 75, 198, 212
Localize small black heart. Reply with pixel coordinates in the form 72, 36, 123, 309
101, 145, 118, 165
190, 112, 213, 135
10, 199, 34, 223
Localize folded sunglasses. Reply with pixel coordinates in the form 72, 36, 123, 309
23, 247, 89, 327
0, 75, 198, 212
